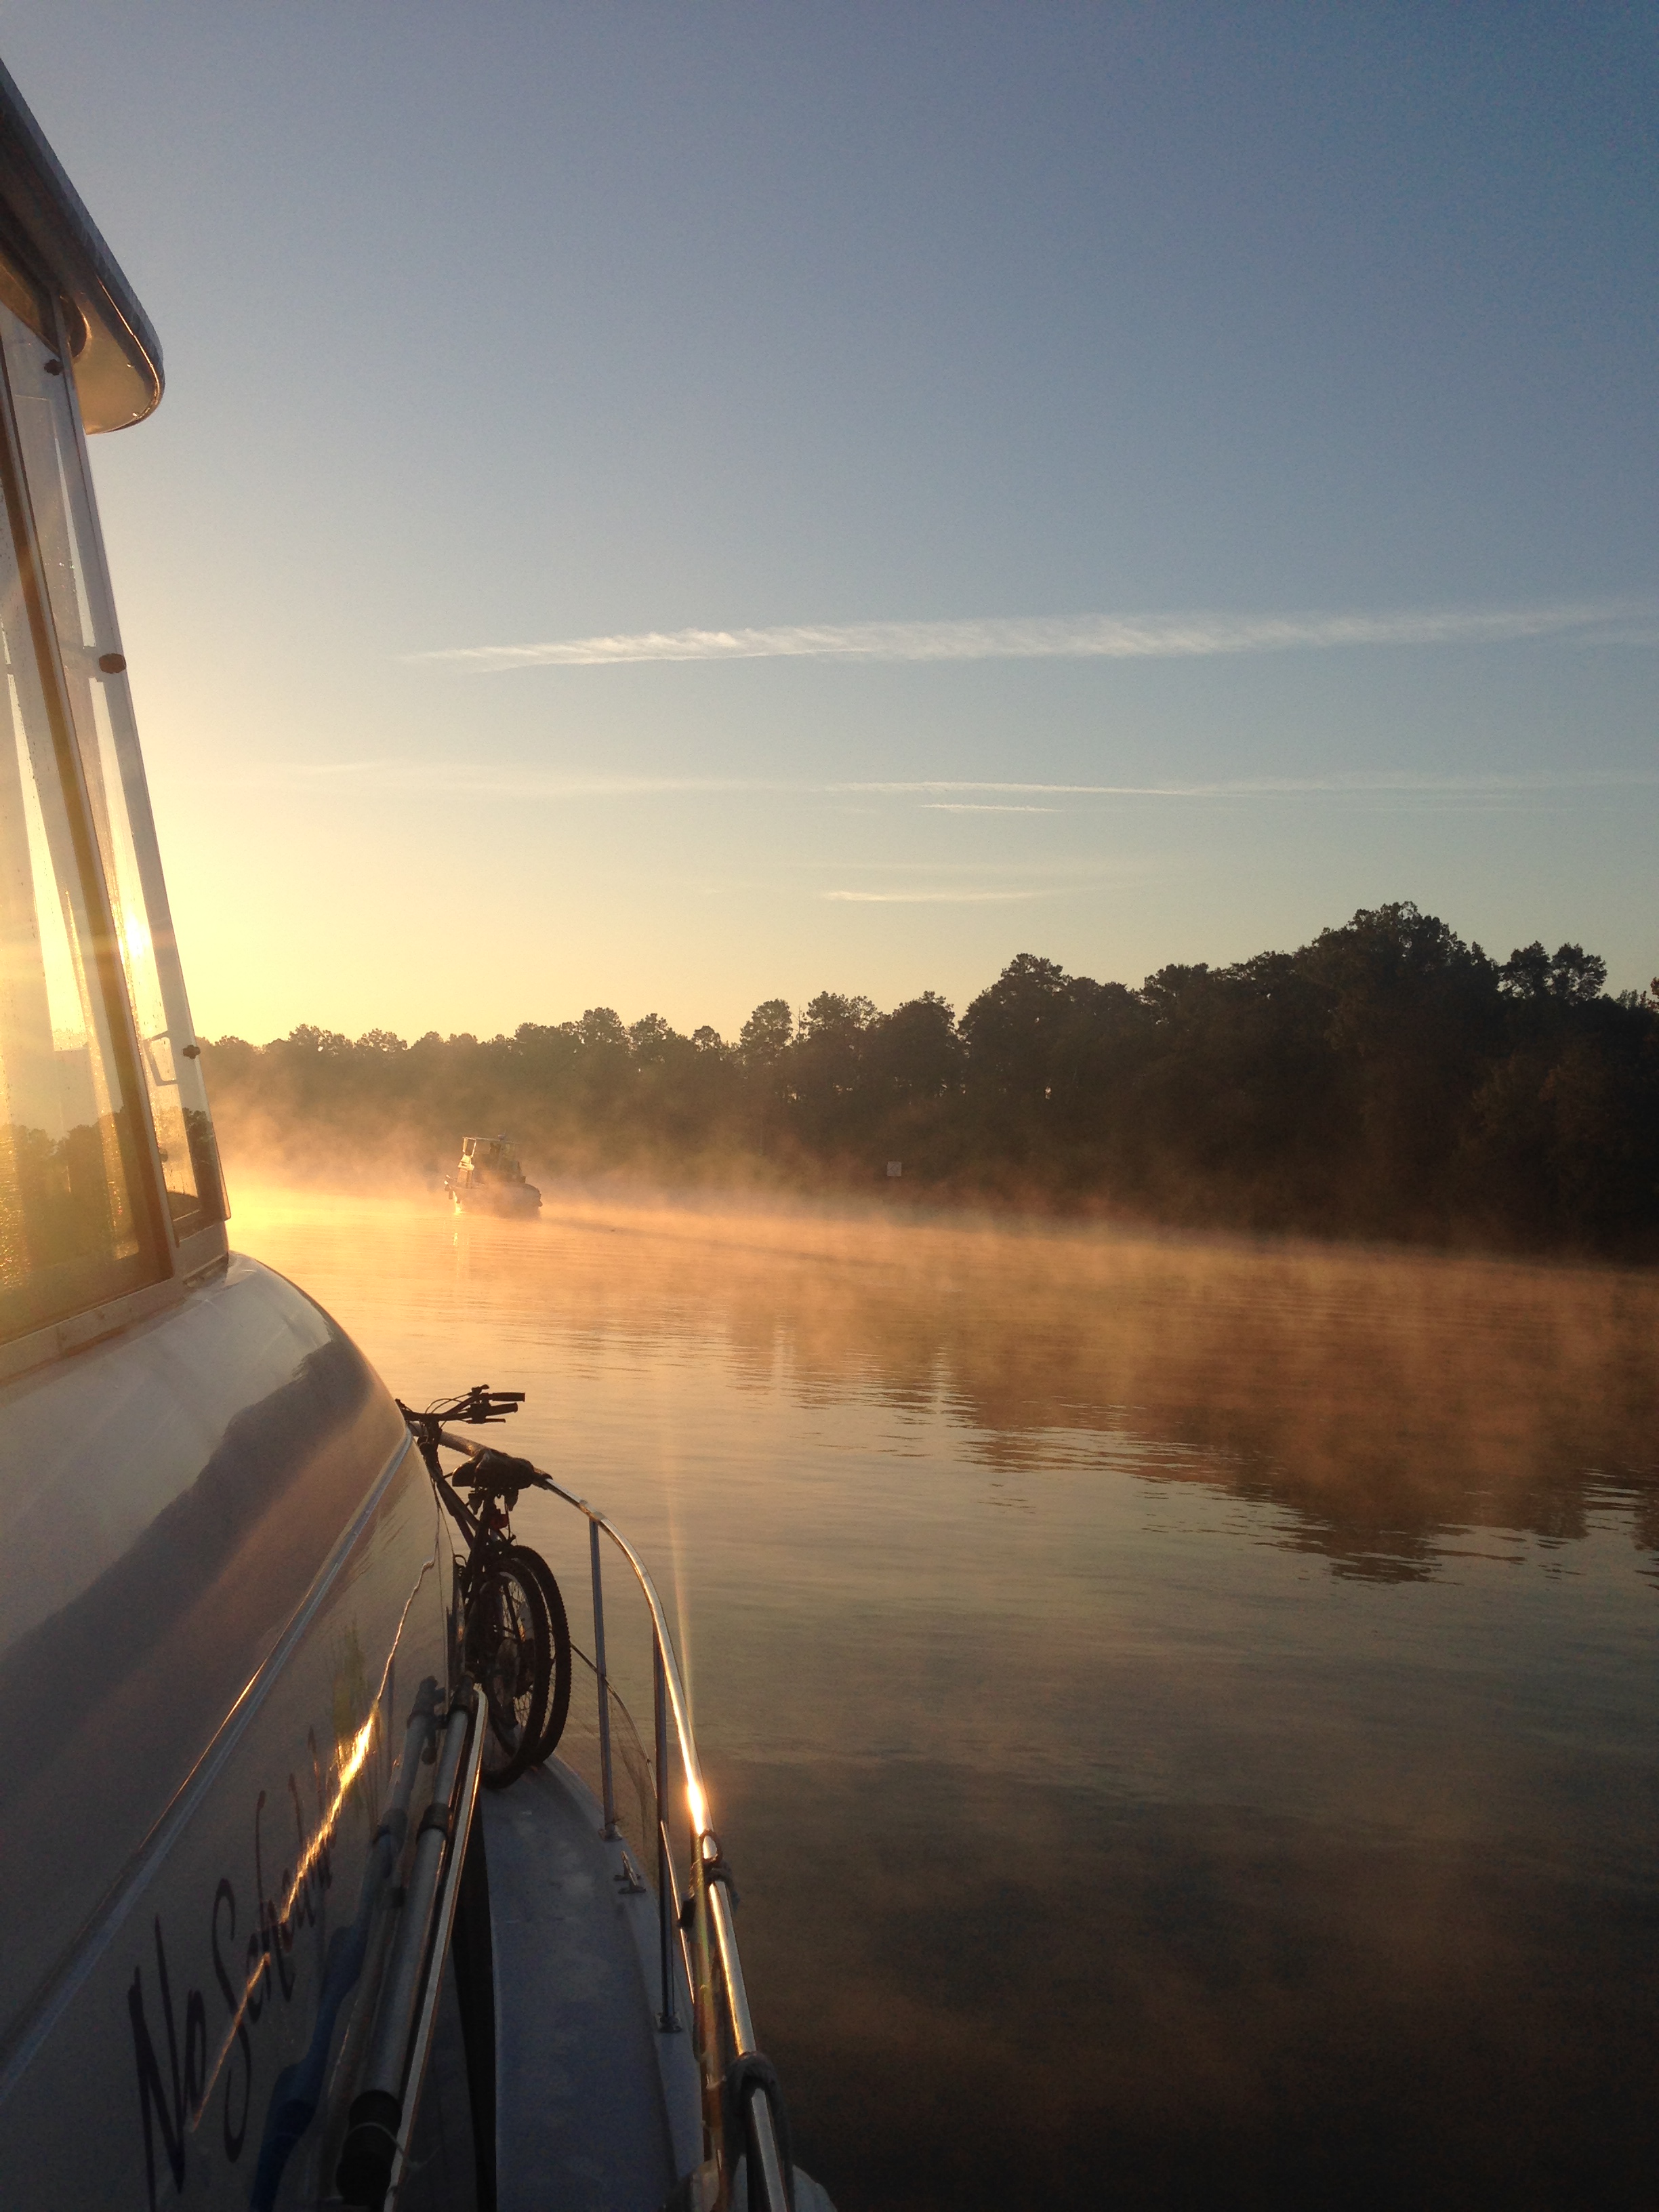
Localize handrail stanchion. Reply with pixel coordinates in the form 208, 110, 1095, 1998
692, 1832, 723, 2194
653, 1636, 680, 2032
748, 2093, 790, 2212
590, 1517, 619, 1840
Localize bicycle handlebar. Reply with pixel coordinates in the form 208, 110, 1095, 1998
403, 1384, 525, 1430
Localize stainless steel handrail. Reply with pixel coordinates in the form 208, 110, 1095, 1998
384, 1683, 489, 2209
436, 1427, 791, 2212
337, 1684, 488, 2211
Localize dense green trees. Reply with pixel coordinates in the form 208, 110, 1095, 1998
202, 903, 1659, 1254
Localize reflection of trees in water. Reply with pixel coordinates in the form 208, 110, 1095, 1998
230, 1186, 1659, 1584
514, 1210, 1659, 1584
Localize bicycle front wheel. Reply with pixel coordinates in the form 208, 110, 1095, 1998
510, 1544, 573, 1762
464, 1554, 550, 1790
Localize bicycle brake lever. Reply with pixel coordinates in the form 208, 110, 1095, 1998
458, 1384, 527, 1425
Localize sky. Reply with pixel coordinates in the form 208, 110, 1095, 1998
5, 3, 1656, 1042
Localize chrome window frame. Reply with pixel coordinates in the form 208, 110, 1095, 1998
41, 290, 227, 1256
0, 291, 222, 1388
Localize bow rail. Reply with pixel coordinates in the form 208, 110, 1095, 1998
425, 1418, 792, 2212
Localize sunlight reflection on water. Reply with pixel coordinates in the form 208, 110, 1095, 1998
232, 1183, 1659, 2210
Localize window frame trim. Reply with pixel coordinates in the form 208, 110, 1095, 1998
0, 300, 180, 1347
43, 292, 228, 1238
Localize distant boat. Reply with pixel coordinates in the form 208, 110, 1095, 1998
446, 1133, 543, 1216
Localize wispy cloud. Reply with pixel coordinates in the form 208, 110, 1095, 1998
411, 600, 1652, 673
822, 888, 1057, 904
243, 762, 768, 798
233, 762, 1659, 802
859, 771, 1659, 798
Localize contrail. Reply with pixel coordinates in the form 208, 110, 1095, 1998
244, 763, 1659, 801
411, 601, 1650, 672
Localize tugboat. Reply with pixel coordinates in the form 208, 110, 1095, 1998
445, 1134, 542, 1217
0, 53, 823, 2212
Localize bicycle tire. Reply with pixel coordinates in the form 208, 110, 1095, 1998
463, 1553, 551, 1790
509, 1544, 573, 1762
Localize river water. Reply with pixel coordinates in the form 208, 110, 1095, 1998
230, 1185, 1659, 2211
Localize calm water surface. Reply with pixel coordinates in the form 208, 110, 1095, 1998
231, 1186, 1659, 2211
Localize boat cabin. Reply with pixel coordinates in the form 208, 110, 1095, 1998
449, 1135, 541, 1215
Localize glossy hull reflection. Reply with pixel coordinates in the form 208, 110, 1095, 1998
0, 1258, 449, 2211
231, 1187, 1659, 2211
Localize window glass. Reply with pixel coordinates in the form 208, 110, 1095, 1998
0, 450, 158, 1337
0, 300, 224, 1237
0, 251, 49, 350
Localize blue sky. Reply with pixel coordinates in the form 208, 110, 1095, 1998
7, 3, 1655, 1038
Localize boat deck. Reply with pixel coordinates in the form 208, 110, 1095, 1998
487, 1762, 703, 2211
403, 1753, 833, 2211
404, 1757, 701, 2212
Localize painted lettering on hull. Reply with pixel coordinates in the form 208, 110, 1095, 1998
124, 1685, 389, 2207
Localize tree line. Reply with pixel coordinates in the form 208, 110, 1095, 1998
201, 902, 1659, 1254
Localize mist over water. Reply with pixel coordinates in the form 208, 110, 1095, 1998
230, 1181, 1659, 2211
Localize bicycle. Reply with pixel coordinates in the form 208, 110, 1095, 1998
399, 1385, 573, 1790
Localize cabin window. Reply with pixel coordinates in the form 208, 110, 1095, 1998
0, 388, 162, 1337
0, 298, 225, 1239
0, 249, 50, 352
